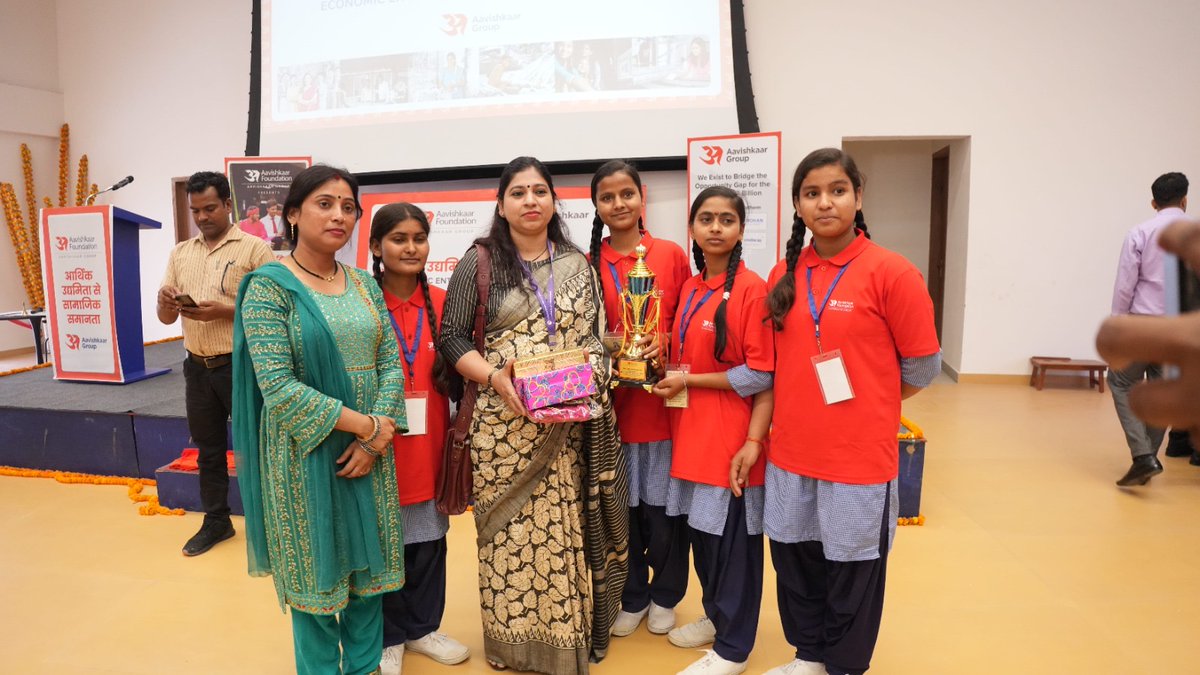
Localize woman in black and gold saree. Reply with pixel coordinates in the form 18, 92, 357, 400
439, 156, 627, 674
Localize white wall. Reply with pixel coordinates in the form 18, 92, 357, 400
744, 0, 1200, 374
6, 0, 1199, 372
56, 0, 253, 342
843, 139, 935, 279
0, 0, 62, 352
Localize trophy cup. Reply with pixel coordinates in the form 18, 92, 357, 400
612, 244, 662, 391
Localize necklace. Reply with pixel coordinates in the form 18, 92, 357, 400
290, 251, 339, 282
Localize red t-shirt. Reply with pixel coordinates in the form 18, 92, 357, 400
767, 233, 939, 484
384, 284, 451, 505
597, 232, 693, 444
667, 262, 775, 488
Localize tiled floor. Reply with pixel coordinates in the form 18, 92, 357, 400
2, 373, 1197, 674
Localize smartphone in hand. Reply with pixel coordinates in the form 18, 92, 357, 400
175, 293, 199, 308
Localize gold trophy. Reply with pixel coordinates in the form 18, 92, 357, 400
612, 244, 662, 391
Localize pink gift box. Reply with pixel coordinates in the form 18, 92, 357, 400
529, 402, 593, 423
514, 362, 597, 411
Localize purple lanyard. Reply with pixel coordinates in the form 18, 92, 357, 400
389, 307, 424, 383
520, 241, 557, 347
677, 286, 716, 355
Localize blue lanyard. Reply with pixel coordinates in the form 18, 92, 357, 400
607, 261, 624, 298
677, 287, 716, 354
389, 306, 424, 383
805, 261, 851, 353
520, 241, 557, 347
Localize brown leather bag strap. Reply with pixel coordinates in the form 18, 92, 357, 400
450, 244, 492, 439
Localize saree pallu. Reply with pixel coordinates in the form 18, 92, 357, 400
469, 250, 627, 674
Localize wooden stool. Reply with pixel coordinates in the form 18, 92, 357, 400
1029, 356, 1108, 393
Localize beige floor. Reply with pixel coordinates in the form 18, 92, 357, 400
2, 371, 1198, 674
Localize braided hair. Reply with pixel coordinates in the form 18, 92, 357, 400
767, 147, 868, 330
688, 186, 746, 362
588, 159, 646, 275
369, 202, 450, 396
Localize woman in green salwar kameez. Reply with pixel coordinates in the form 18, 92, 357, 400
233, 165, 407, 675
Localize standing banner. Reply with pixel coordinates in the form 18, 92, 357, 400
41, 206, 167, 383
356, 186, 616, 289
687, 132, 782, 275
224, 156, 312, 252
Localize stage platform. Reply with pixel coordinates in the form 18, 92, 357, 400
0, 341, 241, 513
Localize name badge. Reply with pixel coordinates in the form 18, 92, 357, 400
664, 363, 690, 409
402, 392, 428, 436
811, 350, 854, 405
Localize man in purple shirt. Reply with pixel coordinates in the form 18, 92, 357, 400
1111, 172, 1189, 487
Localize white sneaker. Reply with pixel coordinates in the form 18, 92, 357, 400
676, 649, 746, 675
763, 658, 828, 675
668, 616, 716, 648
406, 631, 470, 665
612, 606, 650, 636
647, 601, 676, 634
379, 644, 404, 675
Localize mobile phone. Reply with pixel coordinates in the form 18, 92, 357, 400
175, 293, 199, 308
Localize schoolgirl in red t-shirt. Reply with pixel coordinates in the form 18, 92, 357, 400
651, 186, 775, 675
762, 148, 940, 675
369, 203, 470, 674
587, 160, 694, 638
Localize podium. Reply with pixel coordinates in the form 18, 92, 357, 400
40, 205, 170, 383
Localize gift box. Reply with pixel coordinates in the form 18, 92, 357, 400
514, 362, 597, 411
528, 401, 594, 423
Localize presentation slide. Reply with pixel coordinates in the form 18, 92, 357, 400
259, 0, 738, 172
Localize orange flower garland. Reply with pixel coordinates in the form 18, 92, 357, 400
57, 124, 69, 207
75, 154, 89, 206
897, 515, 925, 526
0, 465, 185, 516
20, 143, 37, 228
1, 182, 40, 307
88, 183, 98, 205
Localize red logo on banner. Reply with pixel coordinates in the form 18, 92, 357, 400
700, 145, 724, 165
55, 236, 69, 251
442, 13, 468, 35
65, 334, 81, 351
425, 210, 436, 225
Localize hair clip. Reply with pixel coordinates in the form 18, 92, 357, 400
722, 291, 731, 301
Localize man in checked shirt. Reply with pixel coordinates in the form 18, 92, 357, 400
158, 171, 273, 555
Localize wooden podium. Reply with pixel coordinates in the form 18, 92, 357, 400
40, 205, 170, 383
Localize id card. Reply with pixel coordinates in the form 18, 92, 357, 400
664, 364, 690, 409
401, 392, 428, 436
811, 351, 854, 405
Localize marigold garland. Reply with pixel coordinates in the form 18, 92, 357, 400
20, 143, 37, 229
57, 124, 69, 207
0, 465, 184, 516
75, 154, 89, 206
897, 515, 926, 526
88, 183, 98, 205
1, 182, 40, 307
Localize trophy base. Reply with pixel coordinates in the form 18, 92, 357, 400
612, 358, 659, 391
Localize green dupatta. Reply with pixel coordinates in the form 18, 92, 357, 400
232, 264, 391, 596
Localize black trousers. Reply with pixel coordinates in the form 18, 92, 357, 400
381, 537, 448, 647
770, 485, 891, 675
182, 357, 233, 523
622, 503, 690, 612
690, 496, 763, 663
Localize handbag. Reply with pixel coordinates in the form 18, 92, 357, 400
434, 244, 491, 516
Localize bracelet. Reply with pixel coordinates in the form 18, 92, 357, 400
357, 414, 381, 444
487, 367, 501, 389
746, 436, 764, 445
356, 440, 382, 457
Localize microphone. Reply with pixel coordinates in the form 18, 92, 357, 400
86, 175, 135, 204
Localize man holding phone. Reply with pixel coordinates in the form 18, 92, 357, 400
158, 171, 273, 555
1109, 172, 1190, 487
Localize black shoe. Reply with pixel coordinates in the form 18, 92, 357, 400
1116, 455, 1164, 487
1165, 430, 1195, 457
182, 520, 235, 557
1190, 451, 1200, 467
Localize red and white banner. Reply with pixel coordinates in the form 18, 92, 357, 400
41, 206, 122, 381
356, 186, 608, 289
687, 131, 782, 272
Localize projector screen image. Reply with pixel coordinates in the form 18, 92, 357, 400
259, 0, 740, 172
